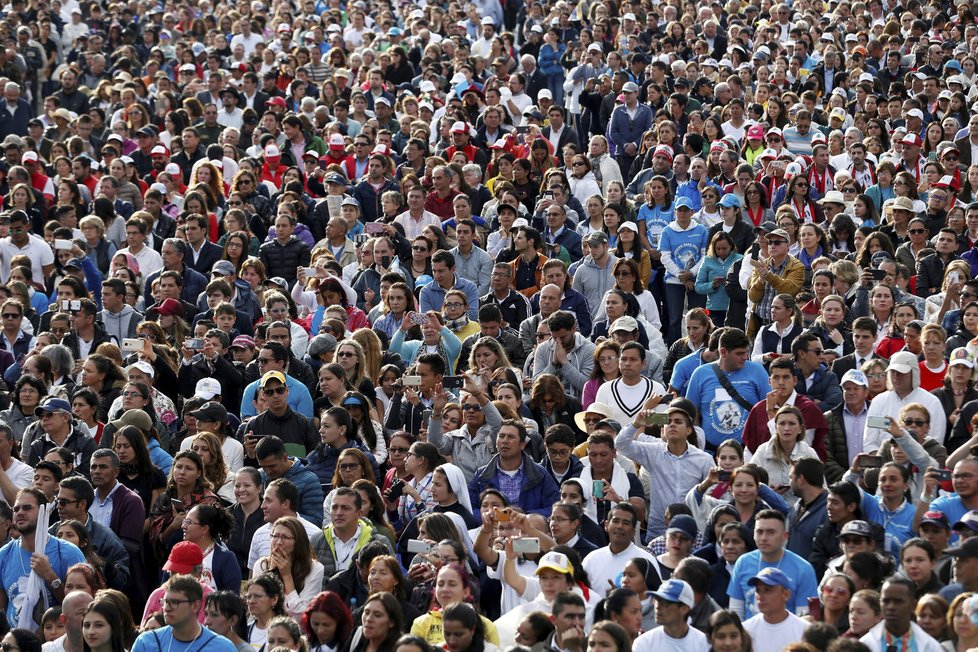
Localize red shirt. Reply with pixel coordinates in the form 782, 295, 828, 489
424, 188, 461, 219
919, 361, 947, 392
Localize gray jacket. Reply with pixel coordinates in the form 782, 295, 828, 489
428, 400, 502, 477
99, 305, 142, 344
572, 253, 617, 319
532, 332, 596, 399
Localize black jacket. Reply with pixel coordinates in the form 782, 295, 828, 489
177, 352, 244, 416
188, 241, 223, 276
61, 324, 115, 361
530, 394, 586, 444
258, 236, 311, 287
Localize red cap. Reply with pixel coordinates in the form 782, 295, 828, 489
157, 298, 184, 317
163, 542, 203, 573
267, 96, 287, 107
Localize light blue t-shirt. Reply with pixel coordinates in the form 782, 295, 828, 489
132, 626, 237, 652
931, 493, 970, 543
684, 360, 771, 447
0, 537, 85, 627
858, 488, 916, 558
670, 349, 706, 395
728, 549, 819, 619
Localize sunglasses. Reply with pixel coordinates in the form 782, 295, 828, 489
262, 386, 287, 396
903, 418, 927, 427
462, 403, 481, 411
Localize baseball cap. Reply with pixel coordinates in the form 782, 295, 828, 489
718, 194, 742, 208
263, 277, 288, 289
194, 378, 223, 401
946, 538, 978, 559
887, 351, 919, 374
951, 348, 975, 368
666, 514, 697, 540
674, 197, 694, 211
840, 520, 873, 540
163, 542, 204, 573
190, 401, 228, 423
747, 567, 792, 590
754, 221, 778, 234
535, 551, 574, 576
230, 335, 256, 351
34, 397, 72, 417
920, 510, 951, 530
260, 371, 287, 388
650, 579, 695, 607
211, 260, 235, 277
21, 151, 38, 163
497, 204, 518, 218
617, 222, 639, 234
841, 369, 869, 387
324, 173, 347, 186
747, 124, 765, 140
308, 333, 338, 357
610, 316, 639, 333
954, 510, 978, 532
451, 121, 469, 134
156, 298, 184, 317
901, 133, 923, 147
328, 133, 345, 148
584, 230, 609, 246
109, 409, 152, 432
621, 81, 639, 93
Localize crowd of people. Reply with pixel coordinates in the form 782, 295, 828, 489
3, 0, 978, 651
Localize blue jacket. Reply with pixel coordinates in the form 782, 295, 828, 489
143, 263, 208, 307
608, 103, 653, 156
694, 253, 743, 310
259, 457, 325, 526
544, 225, 583, 261
148, 438, 172, 475
418, 274, 480, 320
390, 326, 462, 374
794, 363, 843, 411
529, 287, 592, 337
538, 43, 566, 77
468, 453, 561, 519
209, 543, 243, 592
306, 439, 380, 491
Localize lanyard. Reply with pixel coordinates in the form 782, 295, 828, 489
884, 629, 911, 652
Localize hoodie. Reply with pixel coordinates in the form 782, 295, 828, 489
100, 305, 142, 344
571, 253, 617, 320
660, 220, 709, 284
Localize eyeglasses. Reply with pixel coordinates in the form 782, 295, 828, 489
462, 403, 481, 411
767, 239, 787, 246
903, 418, 927, 426
615, 270, 632, 276
262, 386, 287, 396
954, 473, 978, 480
572, 162, 586, 167
388, 446, 410, 454
267, 307, 288, 314
536, 332, 550, 339
337, 351, 358, 358
163, 599, 193, 608
11, 504, 33, 513
821, 585, 850, 596
909, 228, 927, 234
228, 200, 242, 206
547, 447, 570, 457
1, 313, 20, 319
182, 518, 200, 526
55, 498, 80, 507
842, 187, 857, 193
269, 532, 295, 541
257, 357, 275, 365
1, 643, 20, 652
444, 302, 464, 309
338, 462, 361, 471
412, 245, 429, 251
122, 391, 143, 399
807, 348, 823, 355
794, 182, 809, 188
865, 372, 885, 380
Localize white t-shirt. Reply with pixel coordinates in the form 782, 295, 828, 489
486, 548, 537, 614
633, 625, 710, 652
582, 543, 655, 596
0, 234, 54, 283
743, 611, 810, 652
3, 458, 35, 504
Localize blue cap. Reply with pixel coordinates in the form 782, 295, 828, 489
666, 514, 698, 540
718, 193, 742, 208
34, 397, 72, 417
674, 197, 694, 211
64, 258, 85, 269
747, 567, 792, 590
342, 395, 364, 407
650, 579, 695, 607
946, 60, 963, 71
415, 274, 434, 289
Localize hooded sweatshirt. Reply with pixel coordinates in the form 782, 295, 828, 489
571, 253, 618, 320
660, 220, 709, 284
100, 304, 141, 344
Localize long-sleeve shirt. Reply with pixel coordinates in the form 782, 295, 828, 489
427, 401, 501, 478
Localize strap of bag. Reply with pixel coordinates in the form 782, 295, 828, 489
711, 363, 754, 413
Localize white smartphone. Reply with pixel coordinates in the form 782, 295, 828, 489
122, 338, 142, 352
406, 539, 431, 554
512, 538, 540, 554
54, 239, 72, 251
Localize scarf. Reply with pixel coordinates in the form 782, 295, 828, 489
578, 462, 632, 523
445, 314, 469, 332
120, 463, 139, 476
799, 245, 823, 269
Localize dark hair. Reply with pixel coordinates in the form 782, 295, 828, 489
205, 591, 248, 641
552, 591, 586, 616
594, 588, 639, 622
10, 629, 42, 652
442, 602, 486, 652
708, 610, 748, 646
674, 557, 712, 594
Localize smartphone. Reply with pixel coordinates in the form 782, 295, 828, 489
442, 375, 465, 389
645, 412, 668, 426
122, 338, 142, 352
750, 242, 760, 260
950, 272, 962, 285
515, 125, 529, 134
543, 191, 554, 200
867, 416, 891, 429
60, 300, 81, 312
353, 233, 369, 244
402, 375, 422, 387
807, 597, 824, 622
512, 537, 540, 554
186, 338, 206, 350
171, 498, 185, 512
861, 455, 883, 469
318, 159, 328, 170
869, 268, 888, 280
494, 507, 510, 522
592, 480, 604, 499
421, 409, 433, 427
301, 266, 317, 277
935, 469, 954, 481
54, 239, 72, 251
386, 479, 405, 500
409, 311, 428, 326
718, 471, 732, 482
365, 222, 386, 235
406, 539, 431, 554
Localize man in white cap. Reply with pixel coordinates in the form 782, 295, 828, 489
865, 351, 945, 452
633, 579, 709, 651
471, 16, 496, 59
823, 369, 871, 483
608, 80, 653, 176
741, 568, 809, 652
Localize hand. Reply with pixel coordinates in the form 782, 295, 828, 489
30, 553, 55, 583
552, 339, 568, 365
296, 266, 307, 284
684, 279, 695, 292
886, 418, 904, 440
713, 276, 723, 288
601, 479, 622, 503
181, 344, 194, 361
828, 328, 843, 345
678, 270, 692, 283
951, 408, 961, 425
400, 313, 413, 333
561, 624, 585, 652
404, 387, 421, 406
432, 383, 448, 412
851, 453, 869, 474
244, 434, 259, 458
202, 339, 217, 362
141, 337, 157, 363
363, 288, 375, 307
623, 143, 637, 156
71, 243, 84, 259
750, 256, 767, 271
765, 390, 781, 414
860, 270, 876, 288
922, 466, 942, 497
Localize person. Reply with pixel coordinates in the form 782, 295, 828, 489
540, 592, 588, 652
349, 592, 404, 652
178, 503, 241, 593
581, 501, 654, 595
858, 576, 944, 652
203, 592, 252, 652
865, 351, 946, 451
130, 575, 237, 652
45, 590, 93, 652
426, 375, 502, 479
299, 591, 354, 652
532, 310, 596, 401
741, 568, 810, 652
631, 579, 709, 652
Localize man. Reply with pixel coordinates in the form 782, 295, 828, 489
99, 278, 143, 344
427, 372, 502, 478
728, 509, 819, 619
0, 209, 54, 282
41, 590, 92, 652
747, 227, 805, 336
743, 357, 829, 457
544, 593, 587, 652
916, 228, 961, 298
859, 576, 943, 651
542, 203, 583, 262
741, 568, 810, 652
118, 216, 164, 280
0, 488, 86, 627
920, 458, 978, 536
783, 109, 818, 156
578, 430, 645, 527
685, 329, 772, 450
810, 481, 865, 580
130, 575, 236, 652
571, 231, 616, 318
450, 219, 493, 297
252, 435, 323, 526
519, 283, 560, 359
258, 214, 311, 288
831, 317, 883, 377
866, 351, 946, 450
543, 107, 580, 165
674, 557, 722, 633
444, 121, 488, 168
240, 345, 314, 420
533, 311, 596, 400
49, 476, 130, 590
786, 458, 828, 560
481, 261, 530, 332
457, 304, 524, 371
955, 114, 978, 167
142, 239, 208, 306
246, 477, 322, 572
595, 342, 665, 426
418, 250, 479, 319
0, 421, 33, 505
632, 579, 709, 652
0, 298, 32, 361
791, 333, 843, 410
87, 447, 145, 559
423, 165, 462, 220
311, 486, 393, 577
394, 186, 440, 240
177, 328, 245, 416
824, 369, 871, 484
183, 214, 224, 276
0, 84, 31, 141
27, 398, 96, 477
509, 225, 549, 298
609, 81, 653, 177
533, 260, 594, 338
467, 419, 560, 517
581, 502, 654, 592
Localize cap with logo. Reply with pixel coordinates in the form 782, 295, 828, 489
920, 510, 951, 530
650, 579, 695, 607
535, 551, 574, 576
950, 348, 975, 368
260, 371, 287, 388
190, 401, 228, 423
194, 378, 223, 401
840, 369, 869, 387
839, 520, 873, 540
747, 567, 792, 590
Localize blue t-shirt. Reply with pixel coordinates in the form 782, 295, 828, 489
685, 361, 771, 447
659, 222, 709, 283
728, 549, 818, 618
670, 349, 706, 395
859, 488, 916, 558
0, 537, 85, 627
636, 203, 672, 248
132, 626, 237, 652
931, 494, 970, 543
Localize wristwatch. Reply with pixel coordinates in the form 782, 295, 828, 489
49, 578, 62, 590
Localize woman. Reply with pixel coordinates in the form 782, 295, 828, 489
804, 294, 851, 358
577, 195, 606, 239
393, 442, 443, 528
80, 354, 126, 422
844, 589, 882, 638
582, 341, 620, 410
382, 432, 414, 496
341, 391, 385, 463
917, 324, 950, 392
596, 258, 660, 329
636, 176, 673, 252
688, 463, 788, 535
742, 181, 774, 227
390, 312, 463, 375
707, 193, 754, 257
442, 602, 500, 652
57, 532, 106, 591
205, 592, 252, 652
79, 215, 117, 276
228, 467, 264, 578
780, 173, 822, 224
300, 591, 354, 652
695, 232, 742, 327
895, 218, 932, 270
612, 222, 651, 286
916, 595, 949, 642
875, 301, 920, 358
254, 517, 325, 618
350, 592, 404, 652
81, 600, 127, 652
222, 231, 257, 273
245, 574, 287, 650
901, 537, 944, 599
947, 301, 978, 355
373, 282, 417, 340
707, 610, 750, 652
924, 261, 973, 325
180, 503, 241, 592
810, 573, 854, 633
944, 593, 978, 652
357, 556, 421, 626
749, 294, 803, 364
568, 156, 601, 206
112, 424, 166, 517
148, 450, 220, 558
663, 308, 712, 384
865, 284, 897, 347
798, 222, 832, 275
2, 375, 45, 446
188, 432, 234, 502
751, 406, 819, 500
410, 564, 498, 646
322, 448, 376, 526
528, 375, 585, 445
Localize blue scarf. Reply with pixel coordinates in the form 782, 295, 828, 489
799, 245, 823, 269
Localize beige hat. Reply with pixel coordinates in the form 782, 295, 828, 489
574, 402, 614, 432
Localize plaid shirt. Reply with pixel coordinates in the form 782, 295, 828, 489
755, 257, 789, 322
496, 464, 526, 505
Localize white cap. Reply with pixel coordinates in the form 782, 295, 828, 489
195, 377, 223, 400
127, 361, 155, 378
538, 89, 553, 100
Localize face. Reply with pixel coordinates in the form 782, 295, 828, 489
82, 611, 111, 650
710, 623, 743, 652
849, 596, 881, 636
901, 544, 934, 583
308, 612, 337, 645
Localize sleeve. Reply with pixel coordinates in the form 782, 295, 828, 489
626, 473, 644, 499
284, 562, 325, 617
727, 559, 746, 602
757, 484, 790, 514
791, 561, 820, 615
694, 260, 716, 296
